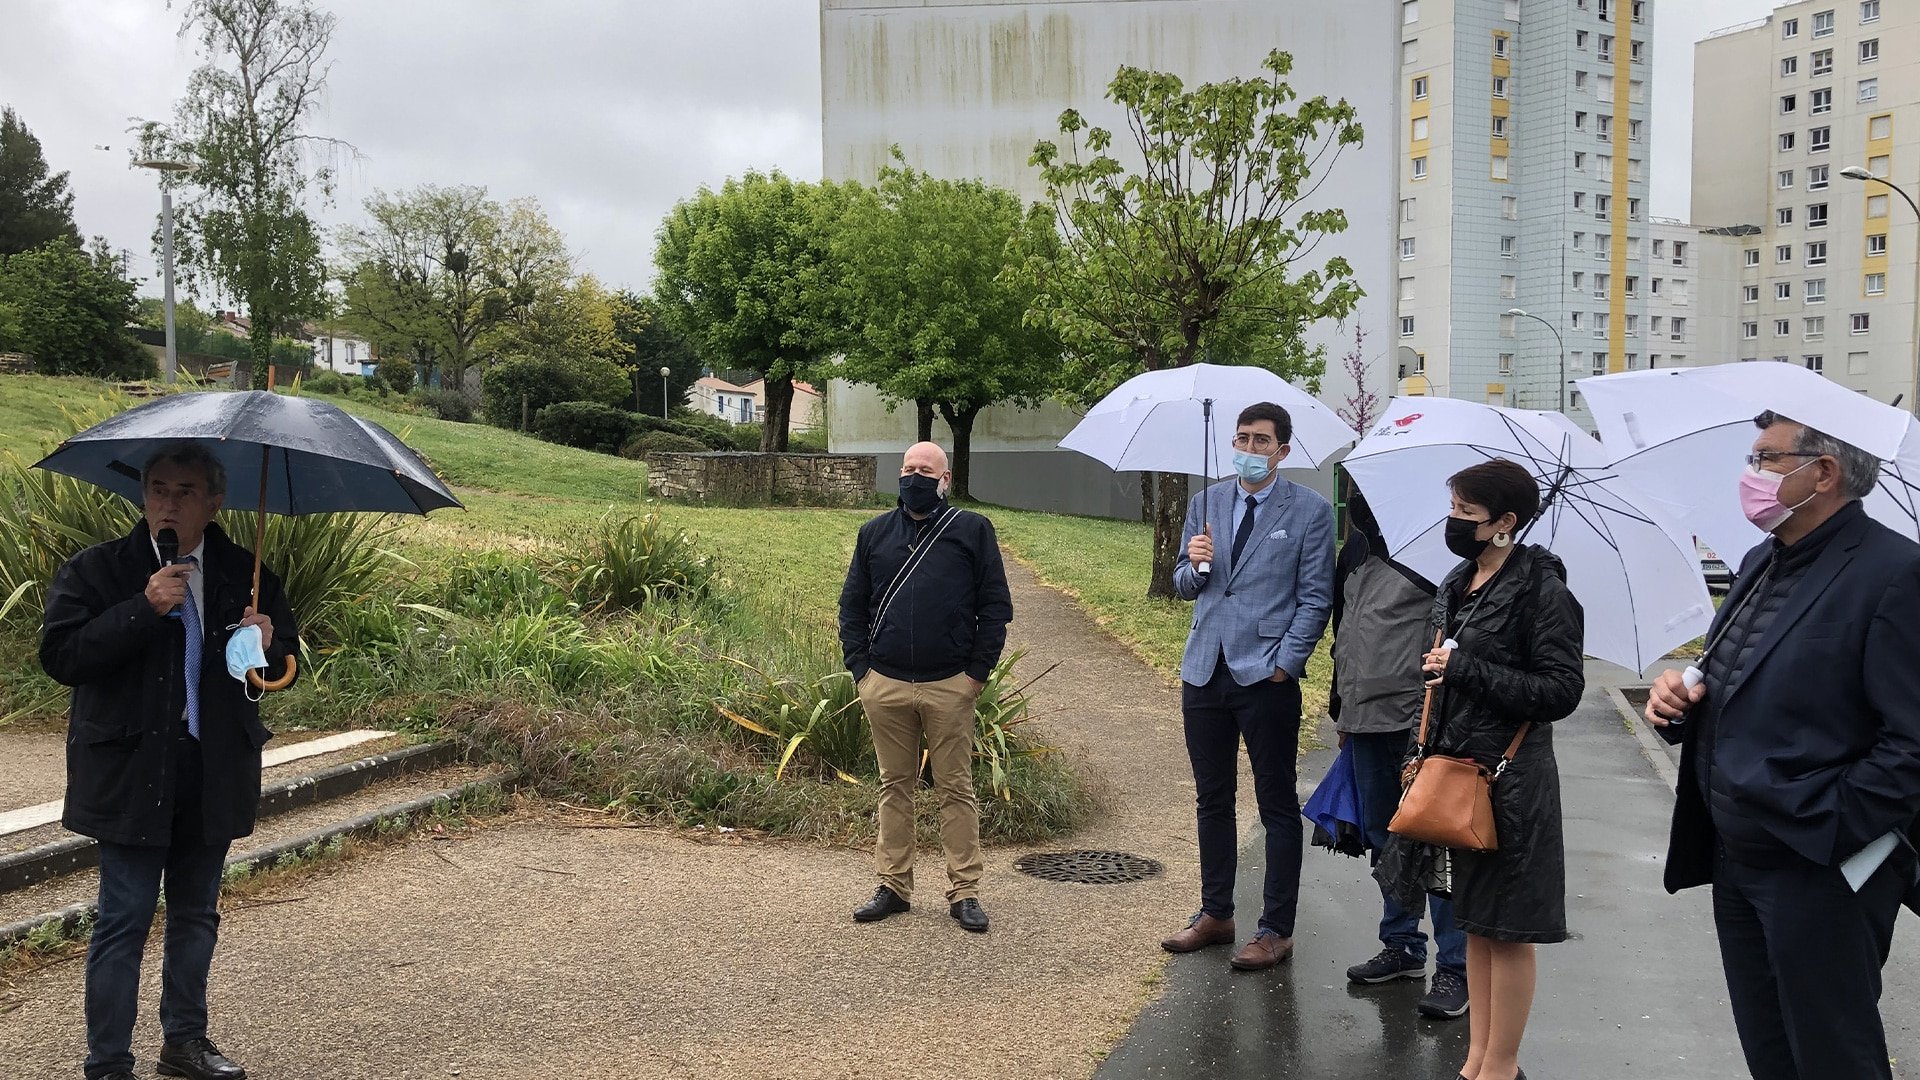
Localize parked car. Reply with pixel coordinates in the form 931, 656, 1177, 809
1698, 541, 1733, 595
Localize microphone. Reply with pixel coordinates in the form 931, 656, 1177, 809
156, 527, 183, 619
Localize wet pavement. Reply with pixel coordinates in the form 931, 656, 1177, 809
1096, 686, 1920, 1080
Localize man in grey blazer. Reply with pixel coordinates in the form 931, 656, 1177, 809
1160, 401, 1335, 971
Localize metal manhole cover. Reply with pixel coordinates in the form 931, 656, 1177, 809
1013, 850, 1164, 885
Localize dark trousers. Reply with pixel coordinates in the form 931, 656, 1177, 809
84, 736, 230, 1079
1712, 843, 1913, 1080
1349, 730, 1467, 975
1182, 663, 1303, 935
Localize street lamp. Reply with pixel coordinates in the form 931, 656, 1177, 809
134, 158, 192, 385
659, 366, 671, 417
1507, 308, 1568, 412
1842, 164, 1920, 414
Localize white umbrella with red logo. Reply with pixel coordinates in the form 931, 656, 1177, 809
1342, 395, 1713, 674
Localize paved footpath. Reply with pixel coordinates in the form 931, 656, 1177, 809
1096, 673, 1920, 1080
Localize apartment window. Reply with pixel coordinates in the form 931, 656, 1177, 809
1807, 317, 1827, 338
1598, 0, 1611, 17
1780, 132, 1797, 152
1781, 94, 1798, 115
1872, 154, 1892, 175
1574, 192, 1587, 210
1631, 80, 1645, 103
1629, 198, 1642, 220
1492, 155, 1510, 180
1493, 76, 1509, 99
1575, 111, 1588, 132
1629, 119, 1642, 142
1782, 56, 1799, 77
1807, 203, 1829, 228
1627, 315, 1640, 336
1777, 282, 1794, 301
1412, 156, 1428, 180
1501, 275, 1517, 298
1744, 285, 1761, 303
1778, 207, 1795, 227
1860, 78, 1879, 103
1626, 275, 1640, 298
1631, 158, 1646, 182
1574, 151, 1587, 171
1573, 231, 1586, 249
1651, 316, 1664, 336
1868, 195, 1889, 218
1860, 39, 1879, 63
1779, 169, 1796, 190
1631, 40, 1644, 64
1575, 71, 1589, 91
1598, 74, 1615, 101
1597, 235, 1612, 257
1495, 34, 1509, 59
1811, 88, 1832, 115
1852, 313, 1871, 334
1573, 312, 1584, 329
1413, 76, 1429, 99
1810, 127, 1831, 153
1401, 198, 1416, 222
1597, 154, 1613, 175
1871, 115, 1892, 140
1576, 30, 1589, 50
1498, 353, 1514, 375
1653, 239, 1665, 258
1744, 321, 1760, 340
1849, 350, 1870, 373
1808, 164, 1829, 189
1783, 18, 1800, 38
1805, 354, 1825, 373
1808, 241, 1828, 265
1598, 35, 1612, 62
1595, 313, 1611, 335
1813, 49, 1834, 76
1594, 273, 1611, 298
1867, 273, 1887, 295
1401, 315, 1416, 337
1596, 194, 1612, 219
1399, 276, 1415, 303
1413, 117, 1430, 141
1672, 317, 1687, 338
1500, 235, 1516, 258
1597, 115, 1613, 138
1400, 237, 1417, 259
1492, 116, 1507, 140
1779, 244, 1795, 263
1869, 233, 1888, 255
1862, 0, 1880, 22
1813, 10, 1835, 37
1572, 271, 1585, 291
1501, 314, 1517, 338
1591, 356, 1605, 375
1403, 38, 1420, 65
1633, 0, 1645, 23
1501, 195, 1518, 220
1404, 0, 1420, 24
1776, 319, 1793, 337
1746, 248, 1761, 267
1806, 279, 1827, 303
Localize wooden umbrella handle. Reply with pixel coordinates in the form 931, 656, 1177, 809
249, 656, 297, 692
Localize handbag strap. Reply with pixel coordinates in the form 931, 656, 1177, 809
1493, 722, 1532, 778
1413, 625, 1532, 776
1413, 629, 1443, 752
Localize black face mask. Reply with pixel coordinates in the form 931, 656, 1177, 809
899, 473, 944, 515
1444, 516, 1491, 560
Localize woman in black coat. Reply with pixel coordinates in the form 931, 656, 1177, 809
1419, 458, 1585, 1080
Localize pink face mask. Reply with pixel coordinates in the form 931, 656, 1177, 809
1738, 459, 1817, 533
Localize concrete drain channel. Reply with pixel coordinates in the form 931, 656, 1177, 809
1013, 850, 1164, 885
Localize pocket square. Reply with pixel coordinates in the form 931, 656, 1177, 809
1268, 529, 1289, 540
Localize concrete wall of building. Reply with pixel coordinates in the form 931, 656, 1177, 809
1691, 24, 1773, 228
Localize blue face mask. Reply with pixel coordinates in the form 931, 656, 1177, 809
225, 624, 268, 684
1232, 451, 1273, 484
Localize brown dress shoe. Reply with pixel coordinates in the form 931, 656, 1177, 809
1161, 912, 1236, 953
1229, 929, 1295, 971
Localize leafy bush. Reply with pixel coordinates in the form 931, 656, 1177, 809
375, 354, 416, 395
533, 401, 636, 454
560, 512, 715, 612
216, 510, 403, 646
409, 387, 474, 423
620, 430, 707, 456
630, 412, 735, 450
481, 355, 629, 430
0, 449, 140, 624
716, 659, 869, 782
305, 371, 351, 395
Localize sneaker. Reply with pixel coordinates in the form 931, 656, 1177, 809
1345, 947, 1426, 985
1418, 969, 1470, 1019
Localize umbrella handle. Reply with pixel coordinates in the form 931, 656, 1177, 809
249, 656, 297, 692
243, 444, 296, 693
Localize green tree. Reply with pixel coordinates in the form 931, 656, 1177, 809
135, 295, 215, 352
0, 239, 151, 378
836, 150, 1062, 500
612, 291, 701, 418
652, 171, 855, 452
0, 107, 81, 255
1029, 49, 1364, 597
138, 0, 343, 389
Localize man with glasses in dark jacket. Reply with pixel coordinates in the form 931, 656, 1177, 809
839, 441, 1013, 934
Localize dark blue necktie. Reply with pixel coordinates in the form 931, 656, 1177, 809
1230, 494, 1258, 570
181, 556, 202, 740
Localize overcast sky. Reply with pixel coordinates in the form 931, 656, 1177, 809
5, 0, 1781, 299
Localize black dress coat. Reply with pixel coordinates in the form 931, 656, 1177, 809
40, 520, 300, 848
1427, 544, 1587, 942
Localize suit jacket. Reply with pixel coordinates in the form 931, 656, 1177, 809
1173, 477, 1334, 687
1662, 503, 1920, 894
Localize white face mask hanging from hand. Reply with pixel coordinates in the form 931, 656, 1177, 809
225, 623, 269, 701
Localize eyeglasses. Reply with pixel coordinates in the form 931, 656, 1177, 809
1745, 450, 1822, 468
1231, 433, 1281, 451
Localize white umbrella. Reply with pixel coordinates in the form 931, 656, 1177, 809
1058, 362, 1357, 477
1342, 395, 1714, 674
1577, 364, 1920, 567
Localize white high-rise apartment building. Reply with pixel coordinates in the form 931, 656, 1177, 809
1693, 0, 1915, 404
1395, 0, 1656, 416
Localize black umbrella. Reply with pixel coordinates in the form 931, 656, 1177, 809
35, 390, 463, 689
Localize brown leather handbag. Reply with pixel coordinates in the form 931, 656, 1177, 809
1388, 632, 1530, 852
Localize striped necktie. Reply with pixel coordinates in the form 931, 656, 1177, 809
181, 556, 202, 740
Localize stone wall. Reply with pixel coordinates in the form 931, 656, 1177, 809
641, 452, 875, 508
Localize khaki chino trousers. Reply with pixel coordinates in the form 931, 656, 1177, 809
858, 671, 983, 904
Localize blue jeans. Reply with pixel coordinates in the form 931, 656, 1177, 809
1350, 729, 1467, 975
84, 737, 230, 1079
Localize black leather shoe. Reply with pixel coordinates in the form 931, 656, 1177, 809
93, 1073, 140, 1080
853, 885, 911, 922
950, 897, 989, 933
157, 1036, 247, 1079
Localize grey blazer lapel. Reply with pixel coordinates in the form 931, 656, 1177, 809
1226, 480, 1296, 587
